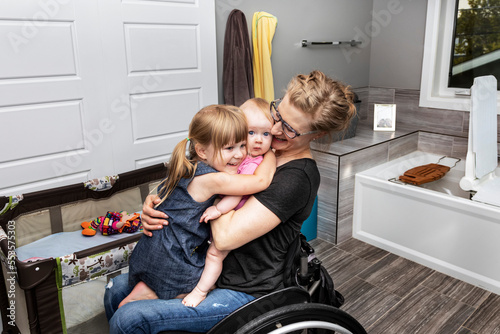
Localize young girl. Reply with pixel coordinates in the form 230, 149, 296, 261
118, 104, 275, 308
182, 98, 273, 307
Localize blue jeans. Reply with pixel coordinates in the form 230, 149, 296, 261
104, 273, 255, 334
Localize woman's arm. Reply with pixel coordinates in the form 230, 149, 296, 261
210, 196, 281, 251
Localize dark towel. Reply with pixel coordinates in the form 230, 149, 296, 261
223, 9, 254, 107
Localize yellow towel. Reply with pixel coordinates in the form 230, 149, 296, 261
252, 12, 278, 102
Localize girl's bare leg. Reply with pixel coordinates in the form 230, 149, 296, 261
118, 281, 159, 308
182, 244, 229, 307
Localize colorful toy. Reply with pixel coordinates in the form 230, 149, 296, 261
81, 211, 142, 236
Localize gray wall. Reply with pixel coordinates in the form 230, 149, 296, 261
215, 0, 374, 103
214, 0, 428, 103
369, 0, 427, 89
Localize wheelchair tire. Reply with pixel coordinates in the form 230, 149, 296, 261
234, 303, 366, 334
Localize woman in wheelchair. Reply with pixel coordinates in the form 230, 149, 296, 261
104, 70, 358, 334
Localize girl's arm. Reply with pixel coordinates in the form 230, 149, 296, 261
207, 150, 276, 196
210, 195, 281, 251
142, 151, 275, 235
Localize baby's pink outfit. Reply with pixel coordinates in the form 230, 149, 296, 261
235, 155, 264, 210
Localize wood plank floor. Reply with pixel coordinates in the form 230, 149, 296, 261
310, 237, 500, 334
71, 237, 500, 334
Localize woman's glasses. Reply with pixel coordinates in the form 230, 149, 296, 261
270, 98, 319, 139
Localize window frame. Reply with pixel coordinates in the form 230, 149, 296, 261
419, 0, 500, 114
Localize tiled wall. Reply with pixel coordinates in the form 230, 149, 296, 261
313, 152, 339, 243
357, 87, 500, 155
418, 132, 468, 160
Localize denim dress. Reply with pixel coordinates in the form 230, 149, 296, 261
128, 162, 218, 299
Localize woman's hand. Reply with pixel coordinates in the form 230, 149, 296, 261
141, 195, 169, 237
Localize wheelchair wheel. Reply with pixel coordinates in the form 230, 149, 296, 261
234, 303, 366, 334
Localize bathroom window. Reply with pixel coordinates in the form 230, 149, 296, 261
449, 0, 500, 90
420, 0, 500, 113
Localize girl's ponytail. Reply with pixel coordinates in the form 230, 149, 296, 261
156, 138, 196, 205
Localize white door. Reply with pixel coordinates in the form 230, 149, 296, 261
99, 0, 218, 172
0, 0, 218, 195
0, 0, 112, 195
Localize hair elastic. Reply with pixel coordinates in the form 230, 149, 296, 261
186, 137, 190, 142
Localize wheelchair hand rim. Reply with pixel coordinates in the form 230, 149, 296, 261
267, 320, 354, 334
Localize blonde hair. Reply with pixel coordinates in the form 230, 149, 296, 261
240, 97, 272, 124
157, 104, 248, 203
286, 70, 356, 136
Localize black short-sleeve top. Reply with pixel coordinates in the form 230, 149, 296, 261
217, 158, 320, 297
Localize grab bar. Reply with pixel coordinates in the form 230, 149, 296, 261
301, 39, 362, 47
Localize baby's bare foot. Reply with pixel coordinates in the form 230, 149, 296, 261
182, 286, 207, 307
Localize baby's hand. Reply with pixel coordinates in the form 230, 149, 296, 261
200, 206, 222, 223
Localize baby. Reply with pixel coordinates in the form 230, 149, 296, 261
182, 98, 273, 307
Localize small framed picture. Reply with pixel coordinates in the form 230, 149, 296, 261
373, 104, 396, 131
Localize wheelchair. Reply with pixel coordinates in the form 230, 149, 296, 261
162, 238, 367, 334
210, 286, 365, 334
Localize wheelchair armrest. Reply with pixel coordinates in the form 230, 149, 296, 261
207, 286, 310, 334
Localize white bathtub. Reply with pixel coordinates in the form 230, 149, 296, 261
353, 151, 500, 294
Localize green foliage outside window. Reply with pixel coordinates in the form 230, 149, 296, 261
449, 0, 500, 89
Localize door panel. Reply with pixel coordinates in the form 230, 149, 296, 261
0, 0, 218, 195
100, 0, 218, 173
0, 0, 110, 194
